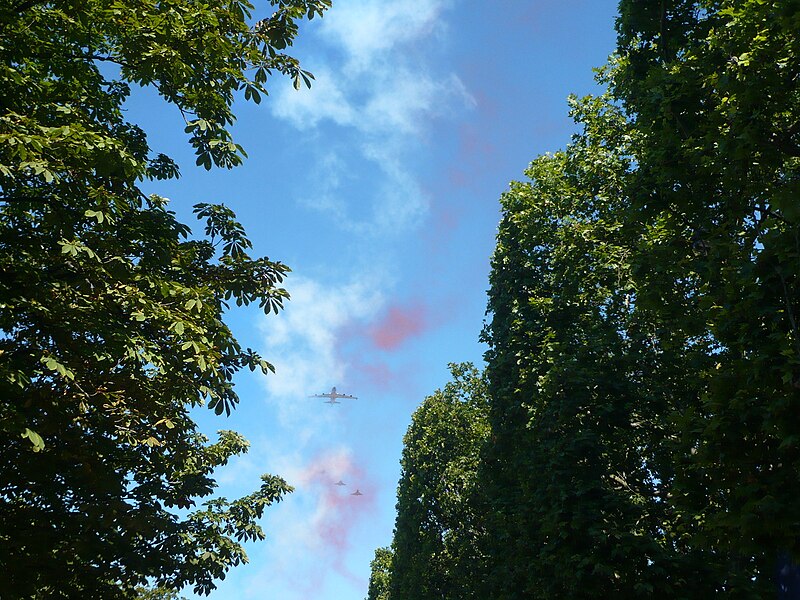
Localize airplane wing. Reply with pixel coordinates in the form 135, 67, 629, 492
309, 393, 332, 398
340, 394, 358, 400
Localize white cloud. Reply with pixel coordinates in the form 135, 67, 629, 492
258, 274, 384, 427
362, 142, 429, 230
294, 151, 351, 222
319, 0, 446, 71
276, 67, 473, 233
232, 273, 388, 598
269, 0, 474, 234
361, 69, 472, 135
273, 64, 471, 138
271, 68, 355, 130
293, 143, 429, 234
241, 445, 375, 599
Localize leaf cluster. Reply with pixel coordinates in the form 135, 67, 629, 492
366, 547, 393, 600
0, 0, 327, 596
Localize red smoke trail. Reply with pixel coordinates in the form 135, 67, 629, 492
294, 450, 377, 588
369, 303, 428, 350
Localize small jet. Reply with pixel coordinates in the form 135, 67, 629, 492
351, 489, 363, 496
334, 480, 346, 487
310, 387, 358, 405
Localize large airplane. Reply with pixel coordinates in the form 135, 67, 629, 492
310, 387, 358, 405
351, 489, 363, 496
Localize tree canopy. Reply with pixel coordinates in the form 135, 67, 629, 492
480, 89, 745, 597
0, 0, 330, 597
614, 0, 800, 567
371, 363, 489, 600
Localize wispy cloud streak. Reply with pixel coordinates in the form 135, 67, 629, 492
260, 276, 382, 413
271, 0, 474, 234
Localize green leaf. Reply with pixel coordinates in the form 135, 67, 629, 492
21, 428, 45, 452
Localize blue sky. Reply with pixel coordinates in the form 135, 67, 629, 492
127, 1, 619, 597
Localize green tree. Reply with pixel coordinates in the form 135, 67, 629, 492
614, 0, 800, 584
388, 363, 489, 600
481, 94, 729, 598
0, 0, 329, 597
366, 547, 393, 600
479, 1, 798, 596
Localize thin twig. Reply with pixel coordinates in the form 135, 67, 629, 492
777, 267, 800, 352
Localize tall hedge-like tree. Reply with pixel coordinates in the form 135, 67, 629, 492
481, 94, 732, 598
388, 363, 489, 600
480, 1, 799, 596
614, 0, 800, 581
0, 0, 329, 597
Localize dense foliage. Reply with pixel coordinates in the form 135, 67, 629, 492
480, 93, 732, 597
366, 547, 393, 600
368, 364, 489, 600
614, 0, 800, 570
0, 0, 329, 597
372, 1, 799, 597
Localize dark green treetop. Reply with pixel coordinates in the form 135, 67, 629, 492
481, 92, 733, 598
389, 363, 490, 600
478, 1, 800, 595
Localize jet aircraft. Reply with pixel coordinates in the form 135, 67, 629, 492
351, 489, 363, 496
335, 480, 346, 486
310, 387, 358, 404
